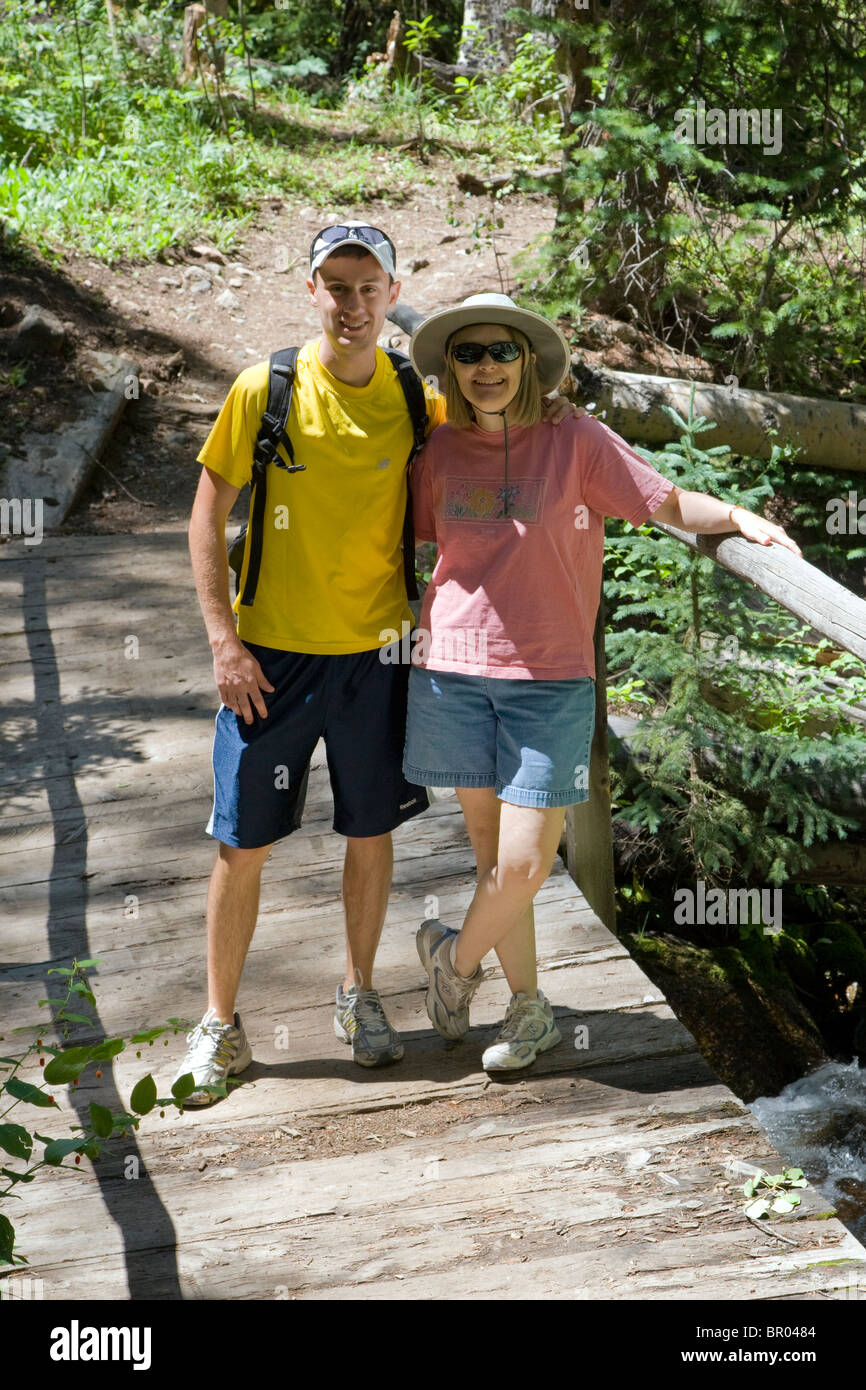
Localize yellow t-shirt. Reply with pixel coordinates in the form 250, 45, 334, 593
197, 342, 445, 653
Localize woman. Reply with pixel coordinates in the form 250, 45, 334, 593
403, 292, 801, 1072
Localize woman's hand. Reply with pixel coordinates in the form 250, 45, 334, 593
728, 505, 801, 555
651, 488, 802, 556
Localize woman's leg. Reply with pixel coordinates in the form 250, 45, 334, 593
456, 788, 540, 999
453, 792, 565, 987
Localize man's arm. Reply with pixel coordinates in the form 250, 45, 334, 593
189, 465, 275, 724
650, 486, 801, 555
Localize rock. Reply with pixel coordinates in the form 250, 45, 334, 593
226, 264, 253, 277
0, 301, 17, 327
192, 243, 227, 265
154, 350, 185, 381
183, 264, 212, 283
79, 350, 132, 392
215, 289, 241, 312
158, 275, 182, 289
139, 377, 160, 397
228, 277, 244, 289
189, 279, 212, 295
12, 305, 66, 356
409, 258, 430, 273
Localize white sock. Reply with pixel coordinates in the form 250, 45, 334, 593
450, 936, 471, 979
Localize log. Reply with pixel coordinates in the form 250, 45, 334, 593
457, 166, 559, 195
573, 363, 866, 474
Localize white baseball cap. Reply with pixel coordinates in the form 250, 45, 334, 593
309, 221, 397, 279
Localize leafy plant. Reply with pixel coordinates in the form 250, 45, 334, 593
743, 1166, 808, 1220
605, 390, 866, 888
0, 958, 202, 1269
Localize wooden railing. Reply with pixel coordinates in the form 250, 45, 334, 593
566, 525, 866, 930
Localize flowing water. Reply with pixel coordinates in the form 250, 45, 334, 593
750, 1060, 866, 1245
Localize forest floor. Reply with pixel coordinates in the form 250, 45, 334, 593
0, 151, 716, 537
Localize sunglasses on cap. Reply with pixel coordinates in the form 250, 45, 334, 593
309, 224, 397, 263
449, 340, 525, 364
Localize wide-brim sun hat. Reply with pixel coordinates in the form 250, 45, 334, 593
410, 292, 572, 396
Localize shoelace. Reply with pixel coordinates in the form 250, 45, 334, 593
351, 991, 388, 1034
499, 998, 541, 1042
186, 1021, 235, 1066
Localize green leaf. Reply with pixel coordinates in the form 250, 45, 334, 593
745, 1198, 770, 1219
3, 1079, 58, 1108
90, 1039, 124, 1062
0, 1125, 33, 1161
129, 1074, 157, 1115
1, 1167, 35, 1184
72, 959, 101, 969
0, 1213, 16, 1264
43, 1046, 99, 1085
42, 1137, 87, 1166
171, 1071, 195, 1100
784, 1167, 804, 1180
743, 1178, 757, 1198
771, 1195, 798, 1213
89, 1103, 113, 1138
46, 967, 75, 977
129, 1028, 167, 1045
58, 1013, 96, 1025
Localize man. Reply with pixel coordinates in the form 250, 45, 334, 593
175, 222, 577, 1105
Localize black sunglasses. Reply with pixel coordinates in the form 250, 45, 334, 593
310, 224, 396, 263
450, 340, 524, 364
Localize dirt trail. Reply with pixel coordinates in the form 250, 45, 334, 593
1, 166, 715, 539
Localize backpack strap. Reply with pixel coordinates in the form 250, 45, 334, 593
386, 349, 429, 603
239, 347, 301, 608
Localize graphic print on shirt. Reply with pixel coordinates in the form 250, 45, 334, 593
442, 476, 547, 524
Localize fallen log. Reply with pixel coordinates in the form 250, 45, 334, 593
574, 363, 866, 475
457, 166, 559, 195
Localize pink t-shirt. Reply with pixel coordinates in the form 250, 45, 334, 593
411, 416, 675, 680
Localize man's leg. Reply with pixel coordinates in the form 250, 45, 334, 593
341, 832, 393, 992
206, 840, 273, 1022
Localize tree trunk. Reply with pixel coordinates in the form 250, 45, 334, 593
458, 0, 514, 68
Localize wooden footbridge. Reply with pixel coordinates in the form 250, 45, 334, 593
1, 529, 865, 1300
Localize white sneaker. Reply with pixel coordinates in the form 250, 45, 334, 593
481, 990, 561, 1071
172, 1007, 252, 1106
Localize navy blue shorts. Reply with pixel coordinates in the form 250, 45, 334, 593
207, 642, 429, 848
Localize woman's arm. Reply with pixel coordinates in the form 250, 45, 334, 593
650, 486, 801, 556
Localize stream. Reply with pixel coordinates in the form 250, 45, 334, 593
750, 1060, 866, 1245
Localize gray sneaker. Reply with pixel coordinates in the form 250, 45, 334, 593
333, 986, 404, 1067
172, 1007, 252, 1106
481, 990, 562, 1071
416, 919, 484, 1040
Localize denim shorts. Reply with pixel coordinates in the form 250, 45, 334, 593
403, 667, 595, 808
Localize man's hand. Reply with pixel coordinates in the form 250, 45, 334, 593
541, 395, 587, 425
213, 636, 275, 725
